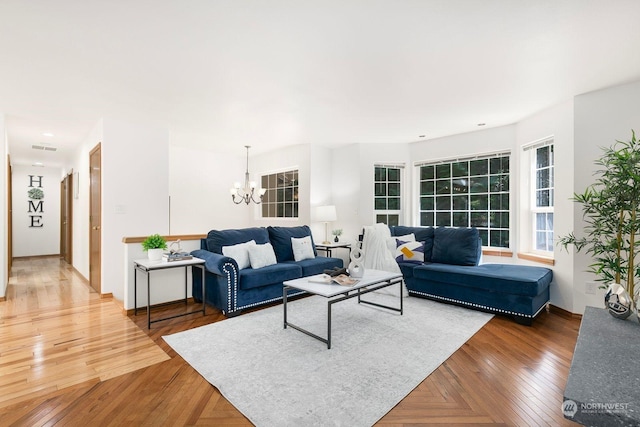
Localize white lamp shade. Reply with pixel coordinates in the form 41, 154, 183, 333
314, 205, 337, 222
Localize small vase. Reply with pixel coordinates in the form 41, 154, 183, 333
334, 236, 339, 243
147, 248, 163, 261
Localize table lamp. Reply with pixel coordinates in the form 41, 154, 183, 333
315, 205, 337, 244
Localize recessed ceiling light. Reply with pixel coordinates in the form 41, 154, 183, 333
477, 123, 486, 127
42, 132, 54, 137
418, 135, 426, 138
33, 162, 44, 167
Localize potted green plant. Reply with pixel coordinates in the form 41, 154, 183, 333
332, 229, 343, 242
142, 233, 167, 261
559, 130, 640, 317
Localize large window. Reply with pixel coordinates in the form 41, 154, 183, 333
261, 169, 299, 218
374, 165, 402, 226
532, 144, 554, 252
418, 153, 510, 248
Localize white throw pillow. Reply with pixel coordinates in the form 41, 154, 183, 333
386, 233, 415, 254
291, 236, 315, 261
248, 242, 278, 269
222, 240, 256, 269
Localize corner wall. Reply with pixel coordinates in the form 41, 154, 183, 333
573, 80, 640, 313
0, 114, 6, 298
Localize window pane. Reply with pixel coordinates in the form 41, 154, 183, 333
420, 180, 434, 195
387, 215, 400, 227
388, 198, 400, 210
277, 203, 284, 217
453, 195, 468, 210
436, 164, 451, 179
490, 157, 504, 174
537, 169, 550, 189
470, 159, 488, 176
536, 146, 549, 168
470, 194, 488, 210
420, 165, 434, 180
420, 212, 434, 226
470, 176, 488, 193
436, 212, 450, 227
536, 189, 550, 207
452, 161, 468, 177
374, 167, 386, 181
501, 212, 510, 228
285, 203, 293, 217
536, 213, 546, 230
471, 212, 488, 227
277, 188, 284, 202
452, 178, 469, 193
387, 168, 400, 181
547, 232, 554, 252
536, 232, 547, 251
375, 183, 386, 196
490, 174, 509, 192
284, 188, 293, 201
262, 204, 269, 217
388, 183, 400, 196
453, 212, 468, 227
547, 213, 554, 230
478, 229, 488, 246
436, 179, 451, 194
420, 197, 434, 210
277, 173, 286, 187
375, 198, 387, 210
436, 196, 451, 210
376, 214, 387, 224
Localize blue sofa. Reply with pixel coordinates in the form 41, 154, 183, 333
191, 225, 343, 316
390, 226, 552, 325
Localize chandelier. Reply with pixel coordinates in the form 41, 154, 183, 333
230, 145, 266, 205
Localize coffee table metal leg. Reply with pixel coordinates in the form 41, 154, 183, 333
283, 286, 288, 329
327, 301, 332, 349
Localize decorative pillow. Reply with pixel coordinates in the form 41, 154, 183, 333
395, 239, 425, 264
248, 242, 278, 269
267, 225, 317, 262
222, 240, 256, 269
291, 236, 315, 261
386, 233, 415, 254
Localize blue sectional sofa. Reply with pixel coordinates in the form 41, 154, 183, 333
191, 225, 343, 316
390, 226, 552, 325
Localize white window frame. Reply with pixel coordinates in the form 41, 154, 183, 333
260, 168, 299, 219
525, 138, 554, 255
374, 164, 404, 226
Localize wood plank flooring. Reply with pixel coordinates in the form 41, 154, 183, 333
0, 256, 581, 426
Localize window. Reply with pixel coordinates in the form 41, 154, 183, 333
418, 153, 510, 248
261, 169, 299, 218
532, 144, 554, 252
374, 165, 402, 226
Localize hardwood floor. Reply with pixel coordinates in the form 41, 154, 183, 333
0, 257, 581, 426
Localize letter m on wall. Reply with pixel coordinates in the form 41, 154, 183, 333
28, 200, 43, 213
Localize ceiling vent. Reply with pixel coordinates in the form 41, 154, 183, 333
32, 144, 57, 151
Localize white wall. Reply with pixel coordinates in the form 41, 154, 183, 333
0, 113, 6, 298
102, 118, 170, 300
11, 165, 61, 257
168, 145, 250, 234
573, 80, 640, 312
516, 100, 574, 312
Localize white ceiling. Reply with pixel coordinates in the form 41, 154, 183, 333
2, 0, 640, 167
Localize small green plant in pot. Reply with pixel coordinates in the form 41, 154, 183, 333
332, 229, 343, 242
559, 130, 640, 319
142, 234, 167, 261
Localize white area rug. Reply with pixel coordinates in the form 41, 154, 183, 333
163, 293, 492, 427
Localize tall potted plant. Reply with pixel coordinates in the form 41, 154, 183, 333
559, 130, 640, 316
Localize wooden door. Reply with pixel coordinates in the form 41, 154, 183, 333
60, 173, 73, 265
7, 156, 12, 276
89, 144, 101, 294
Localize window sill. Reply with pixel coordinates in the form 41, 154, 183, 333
482, 249, 513, 258
517, 252, 555, 266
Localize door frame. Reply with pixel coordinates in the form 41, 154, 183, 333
89, 143, 101, 294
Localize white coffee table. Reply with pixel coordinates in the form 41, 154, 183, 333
283, 269, 404, 349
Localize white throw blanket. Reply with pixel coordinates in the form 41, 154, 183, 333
361, 223, 408, 296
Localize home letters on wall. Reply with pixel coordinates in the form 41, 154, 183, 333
28, 175, 44, 228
